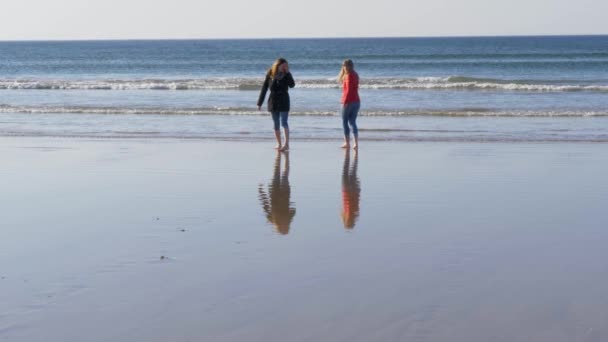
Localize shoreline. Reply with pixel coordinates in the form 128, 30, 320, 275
1, 113, 608, 143
3, 134, 608, 143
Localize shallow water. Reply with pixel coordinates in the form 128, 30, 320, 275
2, 112, 608, 142
1, 138, 608, 342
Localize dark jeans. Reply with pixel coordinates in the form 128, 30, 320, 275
272, 111, 289, 130
341, 102, 360, 137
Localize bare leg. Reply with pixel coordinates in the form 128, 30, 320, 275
274, 129, 282, 149
341, 136, 350, 148
349, 104, 359, 150
341, 104, 351, 148
281, 128, 290, 151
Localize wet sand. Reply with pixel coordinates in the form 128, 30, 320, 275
1, 137, 608, 342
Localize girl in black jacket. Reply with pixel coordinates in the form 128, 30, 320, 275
257, 58, 295, 151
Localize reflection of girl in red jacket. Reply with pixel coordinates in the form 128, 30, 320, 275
338, 59, 361, 150
341, 149, 360, 229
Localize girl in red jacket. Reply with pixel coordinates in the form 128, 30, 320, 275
338, 59, 360, 150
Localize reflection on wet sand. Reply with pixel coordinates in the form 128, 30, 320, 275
258, 151, 296, 235
341, 149, 360, 229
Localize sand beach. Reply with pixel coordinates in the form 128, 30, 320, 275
2, 137, 608, 341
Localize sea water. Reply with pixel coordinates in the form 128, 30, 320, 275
1, 36, 607, 141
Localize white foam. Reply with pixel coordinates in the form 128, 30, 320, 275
0, 77, 606, 92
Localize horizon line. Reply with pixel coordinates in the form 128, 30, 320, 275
0, 33, 607, 43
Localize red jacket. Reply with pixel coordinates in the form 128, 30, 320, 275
341, 72, 360, 104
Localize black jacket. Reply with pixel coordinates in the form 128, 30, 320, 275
257, 72, 295, 112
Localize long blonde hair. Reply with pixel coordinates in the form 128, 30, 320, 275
338, 59, 355, 82
267, 58, 288, 79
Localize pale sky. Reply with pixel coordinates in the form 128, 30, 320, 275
1, 0, 607, 40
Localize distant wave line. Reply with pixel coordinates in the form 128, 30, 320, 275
6, 54, 608, 65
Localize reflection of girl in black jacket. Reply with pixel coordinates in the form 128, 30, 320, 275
257, 58, 295, 151
258, 152, 296, 235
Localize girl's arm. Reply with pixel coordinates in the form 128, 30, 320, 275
343, 73, 351, 98
257, 76, 270, 108
286, 72, 295, 88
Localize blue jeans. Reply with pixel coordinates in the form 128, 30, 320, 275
341, 102, 360, 137
272, 111, 289, 130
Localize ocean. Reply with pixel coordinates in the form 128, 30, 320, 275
1, 36, 608, 141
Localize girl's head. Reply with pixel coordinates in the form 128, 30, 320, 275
268, 58, 288, 78
342, 59, 354, 73
338, 59, 355, 82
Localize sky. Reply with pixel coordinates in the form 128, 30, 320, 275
1, 0, 607, 40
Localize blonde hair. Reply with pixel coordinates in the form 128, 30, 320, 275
267, 58, 288, 79
338, 59, 355, 82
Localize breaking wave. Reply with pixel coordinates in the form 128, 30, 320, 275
0, 77, 607, 92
